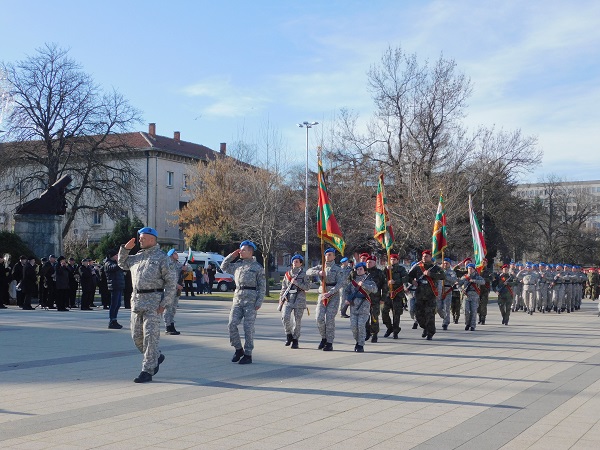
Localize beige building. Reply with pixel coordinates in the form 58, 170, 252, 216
0, 123, 228, 249
515, 179, 600, 230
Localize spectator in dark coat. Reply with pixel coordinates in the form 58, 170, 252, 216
78, 259, 96, 310
12, 255, 27, 307
21, 256, 38, 310
67, 257, 79, 308
55, 256, 70, 311
105, 249, 125, 329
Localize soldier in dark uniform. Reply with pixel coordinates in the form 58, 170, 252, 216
364, 255, 388, 343
477, 258, 494, 325
407, 250, 445, 340
21, 256, 38, 310
451, 258, 470, 324
67, 257, 79, 308
12, 255, 27, 308
382, 253, 408, 339
43, 255, 57, 309
493, 264, 518, 325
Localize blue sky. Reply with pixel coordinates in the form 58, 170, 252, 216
1, 0, 599, 183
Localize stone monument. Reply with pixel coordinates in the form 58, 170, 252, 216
13, 175, 71, 258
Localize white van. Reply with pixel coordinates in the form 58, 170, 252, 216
176, 251, 235, 292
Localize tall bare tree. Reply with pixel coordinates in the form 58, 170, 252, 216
0, 43, 142, 238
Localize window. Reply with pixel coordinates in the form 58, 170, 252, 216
92, 211, 102, 225
183, 174, 189, 190
167, 171, 174, 187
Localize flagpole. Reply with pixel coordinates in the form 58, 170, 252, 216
320, 237, 327, 307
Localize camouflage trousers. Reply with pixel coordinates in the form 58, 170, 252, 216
414, 292, 436, 337
229, 299, 258, 355
436, 293, 450, 327
131, 297, 163, 374
281, 300, 306, 339
512, 286, 523, 310
537, 284, 549, 310
464, 292, 479, 329
523, 286, 537, 311
451, 292, 461, 323
350, 299, 371, 345
316, 295, 340, 343
365, 298, 381, 336
498, 295, 512, 323
477, 289, 490, 319
382, 294, 404, 333
552, 284, 565, 310
163, 293, 179, 326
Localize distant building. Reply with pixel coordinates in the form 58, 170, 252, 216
515, 179, 600, 230
0, 123, 230, 249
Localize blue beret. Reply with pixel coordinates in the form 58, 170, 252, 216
443, 257, 451, 262
324, 247, 336, 254
340, 257, 348, 263
291, 254, 304, 263
355, 262, 367, 269
240, 240, 257, 251
167, 249, 176, 257
138, 227, 158, 237
466, 263, 476, 269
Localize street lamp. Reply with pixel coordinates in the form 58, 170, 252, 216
297, 121, 319, 266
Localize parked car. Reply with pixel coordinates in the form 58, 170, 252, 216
176, 251, 235, 292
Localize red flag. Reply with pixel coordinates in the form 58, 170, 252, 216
316, 159, 345, 255
374, 173, 394, 252
431, 193, 447, 259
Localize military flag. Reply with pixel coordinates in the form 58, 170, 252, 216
374, 173, 395, 252
469, 194, 487, 271
431, 192, 447, 259
316, 159, 346, 255
187, 247, 194, 263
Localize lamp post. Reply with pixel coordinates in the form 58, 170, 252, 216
297, 121, 319, 266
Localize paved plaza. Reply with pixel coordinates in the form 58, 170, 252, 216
2, 295, 600, 449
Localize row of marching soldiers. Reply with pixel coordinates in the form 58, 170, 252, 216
277, 248, 594, 354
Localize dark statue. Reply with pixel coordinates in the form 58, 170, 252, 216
16, 175, 72, 215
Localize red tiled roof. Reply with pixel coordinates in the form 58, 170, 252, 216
117, 131, 221, 161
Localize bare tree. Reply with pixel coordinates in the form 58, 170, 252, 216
0, 44, 142, 237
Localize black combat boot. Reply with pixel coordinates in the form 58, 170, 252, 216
232, 348, 244, 362
238, 354, 252, 364
383, 328, 393, 338
371, 334, 378, 343
318, 338, 327, 350
465, 325, 470, 331
153, 354, 165, 375
442, 324, 448, 330
133, 371, 153, 383
393, 332, 399, 339
108, 320, 123, 329
323, 342, 333, 351
422, 330, 427, 338
291, 339, 299, 349
412, 322, 418, 329
481, 317, 486, 325
285, 333, 293, 346
426, 334, 433, 340
355, 345, 364, 352
166, 323, 180, 335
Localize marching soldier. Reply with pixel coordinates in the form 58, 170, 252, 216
493, 264, 518, 325
279, 254, 310, 349
407, 250, 445, 340
550, 264, 567, 313
537, 263, 552, 313
306, 247, 346, 351
344, 262, 377, 352
438, 258, 458, 330
164, 249, 184, 335
382, 253, 408, 338
364, 256, 388, 343
518, 263, 539, 315
511, 262, 524, 311
119, 227, 177, 383
477, 258, 494, 325
457, 263, 485, 331
588, 268, 599, 300
339, 257, 353, 318
222, 240, 266, 365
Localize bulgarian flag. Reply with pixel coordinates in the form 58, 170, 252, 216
432, 192, 447, 259
187, 247, 194, 263
374, 173, 394, 252
316, 159, 346, 255
469, 194, 487, 271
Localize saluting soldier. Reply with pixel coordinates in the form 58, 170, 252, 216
382, 253, 408, 339
222, 240, 266, 365
279, 254, 310, 349
407, 250, 445, 340
364, 255, 388, 343
550, 264, 567, 313
306, 247, 346, 351
458, 263, 485, 331
119, 227, 177, 383
344, 262, 377, 352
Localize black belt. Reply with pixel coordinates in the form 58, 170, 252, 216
136, 288, 164, 294
326, 283, 337, 286
238, 286, 256, 290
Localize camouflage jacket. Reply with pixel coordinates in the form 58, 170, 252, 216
221, 254, 266, 308
118, 244, 177, 308
306, 261, 346, 297
388, 263, 409, 299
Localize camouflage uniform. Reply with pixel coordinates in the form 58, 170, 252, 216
477, 266, 494, 324
280, 266, 310, 342
222, 254, 266, 356
574, 267, 586, 310
118, 244, 176, 375
493, 271, 518, 325
344, 272, 377, 348
511, 264, 524, 311
458, 271, 485, 330
364, 265, 388, 341
452, 266, 467, 324
563, 266, 575, 312
306, 261, 346, 347
438, 267, 458, 329
408, 261, 445, 339
164, 259, 182, 327
382, 263, 408, 337
537, 265, 552, 312
517, 267, 539, 315
551, 266, 567, 312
